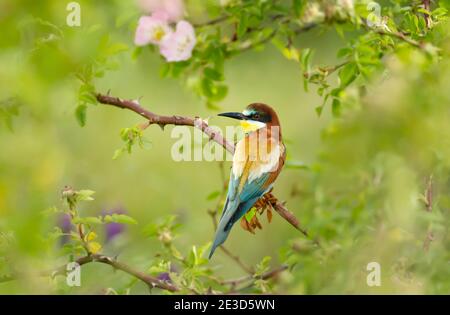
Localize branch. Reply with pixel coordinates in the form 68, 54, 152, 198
238, 22, 318, 52
222, 265, 289, 291
219, 246, 254, 275
96, 94, 234, 153
0, 254, 179, 292
96, 93, 309, 237
422, 0, 431, 29
359, 18, 425, 49
374, 28, 423, 49
194, 15, 230, 28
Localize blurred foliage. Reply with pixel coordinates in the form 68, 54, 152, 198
0, 0, 449, 294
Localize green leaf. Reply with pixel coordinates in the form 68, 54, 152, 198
0, 97, 21, 131
132, 47, 143, 60
73, 216, 104, 225
104, 214, 138, 225
237, 12, 248, 38
315, 105, 323, 117
87, 241, 102, 254
337, 47, 352, 58
186, 244, 209, 267
76, 189, 95, 201
245, 208, 256, 222
75, 104, 87, 127
332, 98, 341, 117
285, 160, 309, 170
300, 48, 312, 71
293, 0, 305, 17
170, 244, 184, 260
112, 148, 124, 160
142, 223, 159, 237
338, 63, 358, 88
78, 93, 97, 105
206, 190, 221, 200
198, 242, 212, 259
282, 46, 300, 61
204, 67, 224, 81
255, 256, 271, 276
210, 85, 228, 102
201, 79, 228, 102
201, 78, 214, 98
186, 245, 198, 267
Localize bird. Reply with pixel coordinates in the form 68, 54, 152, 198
209, 103, 286, 259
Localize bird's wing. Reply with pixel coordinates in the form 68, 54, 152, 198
225, 144, 286, 228
224, 168, 272, 230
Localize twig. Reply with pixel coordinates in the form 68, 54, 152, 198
424, 174, 433, 212
225, 265, 289, 292
219, 246, 254, 275
422, 174, 434, 252
422, 0, 432, 29
271, 200, 308, 238
375, 28, 423, 48
360, 18, 424, 49
320, 61, 349, 74
194, 15, 230, 28
238, 22, 318, 52
1, 254, 179, 292
423, 231, 434, 252
62, 186, 90, 255
96, 94, 234, 153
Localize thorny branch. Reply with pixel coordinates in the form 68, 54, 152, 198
221, 265, 289, 292
0, 246, 287, 293
238, 22, 318, 52
422, 0, 432, 29
219, 246, 254, 275
422, 175, 435, 252
0, 254, 179, 292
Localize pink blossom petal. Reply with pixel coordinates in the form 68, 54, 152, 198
137, 0, 184, 22
159, 20, 196, 62
134, 15, 172, 46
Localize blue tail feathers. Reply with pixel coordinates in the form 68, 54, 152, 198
208, 196, 261, 259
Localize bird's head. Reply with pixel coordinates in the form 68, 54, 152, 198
218, 103, 280, 133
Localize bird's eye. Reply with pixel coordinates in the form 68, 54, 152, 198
253, 113, 260, 120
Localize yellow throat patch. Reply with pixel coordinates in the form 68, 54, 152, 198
240, 120, 266, 133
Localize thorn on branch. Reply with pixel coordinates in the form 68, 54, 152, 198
423, 231, 435, 252
219, 246, 254, 275
425, 175, 433, 212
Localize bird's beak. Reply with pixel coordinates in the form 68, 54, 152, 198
218, 112, 245, 120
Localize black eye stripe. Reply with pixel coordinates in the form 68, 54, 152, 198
244, 110, 271, 123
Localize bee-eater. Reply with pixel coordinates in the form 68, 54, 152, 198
209, 103, 286, 258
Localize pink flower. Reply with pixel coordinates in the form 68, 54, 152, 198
134, 15, 172, 46
159, 21, 196, 62
137, 0, 185, 22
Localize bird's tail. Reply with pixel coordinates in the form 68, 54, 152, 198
208, 201, 239, 259
208, 225, 232, 259
208, 196, 262, 259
